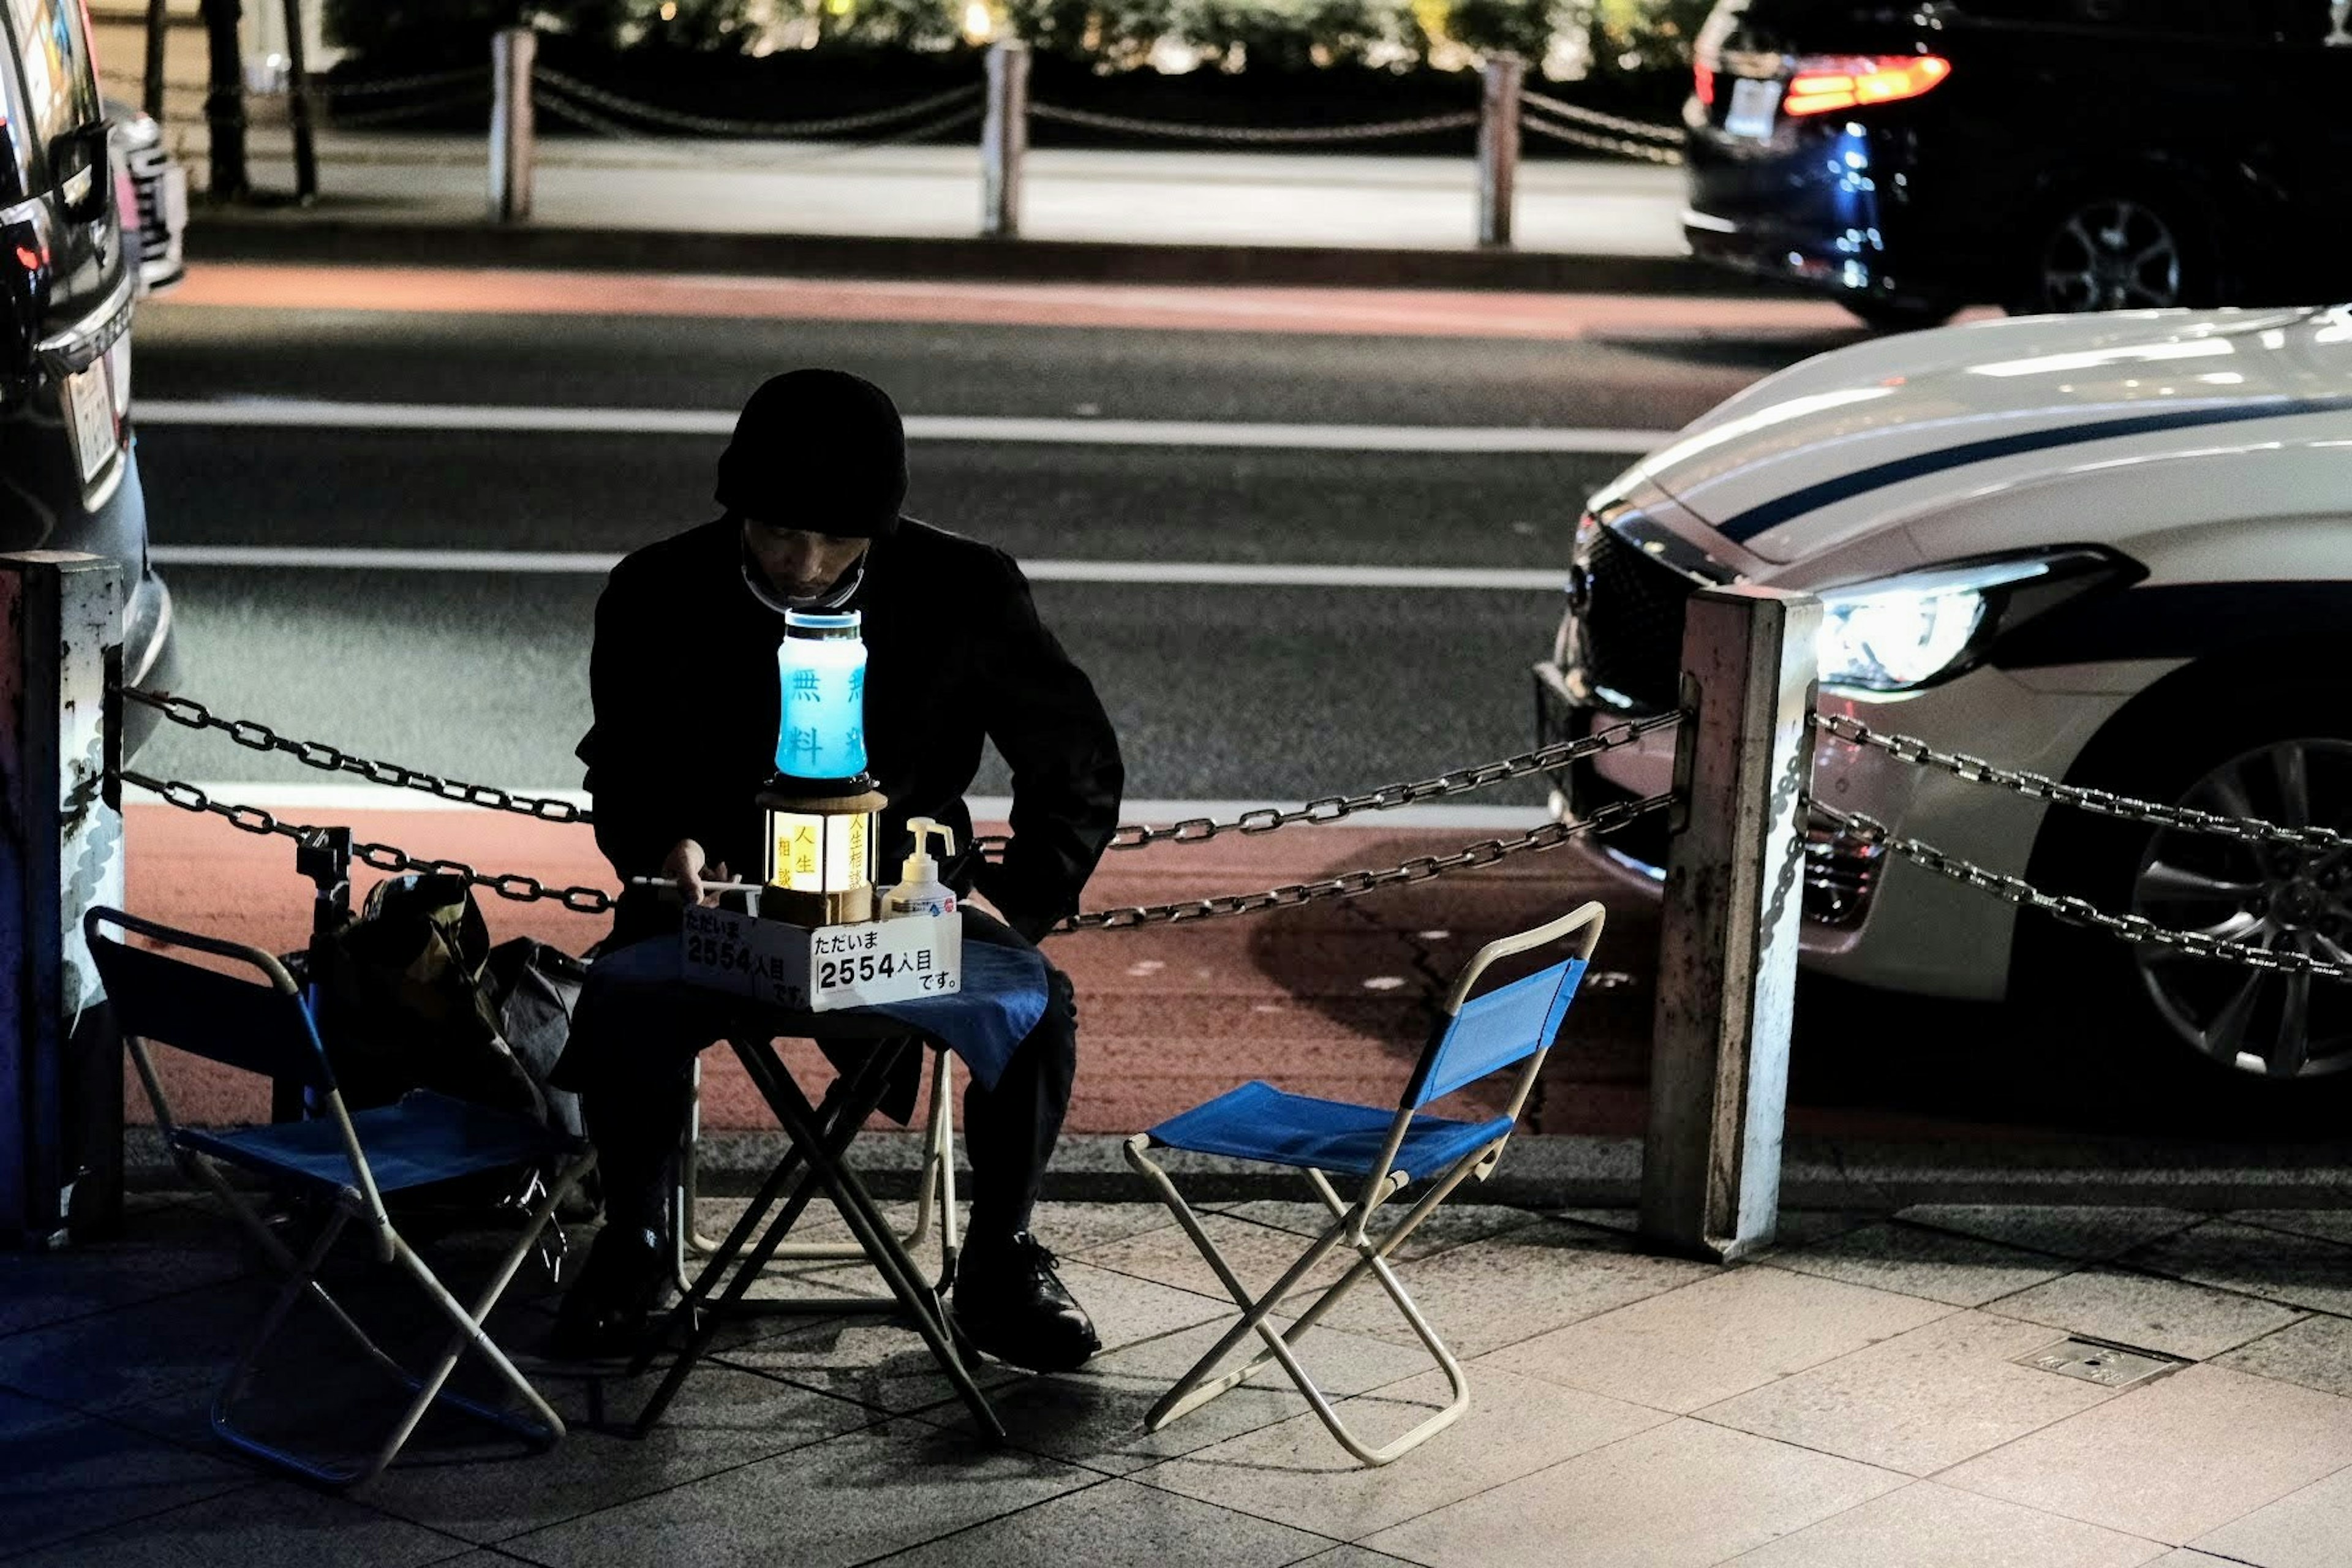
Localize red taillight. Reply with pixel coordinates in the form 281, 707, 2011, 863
1695, 62, 1716, 106
1782, 53, 1950, 116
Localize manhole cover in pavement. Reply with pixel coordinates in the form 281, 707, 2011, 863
2018, 1338, 2185, 1389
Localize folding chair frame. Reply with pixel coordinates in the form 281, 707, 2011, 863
1125, 902, 1605, 1467
93, 908, 598, 1489
671, 1045, 960, 1307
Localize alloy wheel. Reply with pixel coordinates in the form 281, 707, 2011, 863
2040, 198, 2185, 311
2131, 739, 2352, 1080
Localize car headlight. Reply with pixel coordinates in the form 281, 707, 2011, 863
1815, 549, 2139, 693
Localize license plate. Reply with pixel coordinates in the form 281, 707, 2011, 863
1724, 77, 1782, 138
62, 359, 118, 484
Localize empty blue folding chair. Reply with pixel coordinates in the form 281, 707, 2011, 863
1125, 901, 1604, 1466
86, 907, 598, 1487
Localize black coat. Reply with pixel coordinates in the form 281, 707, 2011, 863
579, 516, 1123, 945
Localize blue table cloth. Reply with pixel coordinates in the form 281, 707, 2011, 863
591, 916, 1050, 1091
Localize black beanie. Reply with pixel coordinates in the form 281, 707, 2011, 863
715, 369, 908, 538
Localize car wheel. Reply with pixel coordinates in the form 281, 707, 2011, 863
2022, 192, 2208, 314
2126, 737, 2352, 1080
2016, 690, 2352, 1093
1840, 293, 1961, 333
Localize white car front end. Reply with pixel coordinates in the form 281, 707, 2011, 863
1539, 305, 2352, 1006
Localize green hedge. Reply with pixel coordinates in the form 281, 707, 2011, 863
329, 1, 1710, 77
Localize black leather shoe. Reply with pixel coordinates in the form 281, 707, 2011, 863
952, 1232, 1101, 1373
549, 1224, 666, 1362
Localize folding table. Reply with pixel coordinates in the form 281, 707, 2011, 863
629, 941, 1051, 1442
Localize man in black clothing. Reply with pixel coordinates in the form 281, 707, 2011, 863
550, 369, 1123, 1371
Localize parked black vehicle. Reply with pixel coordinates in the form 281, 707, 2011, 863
1684, 0, 2352, 328
2, 0, 177, 742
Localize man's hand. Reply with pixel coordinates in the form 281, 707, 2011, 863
661, 839, 732, 907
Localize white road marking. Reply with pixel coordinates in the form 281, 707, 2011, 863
135, 399, 1673, 454
134, 781, 1555, 831
146, 545, 1567, 591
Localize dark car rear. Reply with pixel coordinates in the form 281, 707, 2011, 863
2, 0, 178, 728
1684, 0, 2352, 326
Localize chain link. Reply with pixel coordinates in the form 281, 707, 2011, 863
1813, 712, 2352, 854
532, 68, 982, 139
318, 66, 492, 99
122, 771, 617, 915
535, 85, 982, 166
1518, 88, 1681, 145
1811, 802, 2352, 982
1520, 111, 1684, 165
1030, 102, 1479, 145
123, 688, 594, 825
981, 710, 1678, 859
326, 87, 493, 129
1061, 792, 1672, 931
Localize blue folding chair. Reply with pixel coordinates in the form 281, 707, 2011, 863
85, 906, 598, 1488
1125, 901, 1604, 1466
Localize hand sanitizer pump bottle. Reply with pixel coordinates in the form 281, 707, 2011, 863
883, 818, 959, 920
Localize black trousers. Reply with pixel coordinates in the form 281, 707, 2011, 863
550, 908, 1078, 1248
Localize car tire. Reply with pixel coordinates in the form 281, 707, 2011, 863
2014, 185, 2216, 315
2011, 680, 2352, 1114
1841, 293, 1961, 333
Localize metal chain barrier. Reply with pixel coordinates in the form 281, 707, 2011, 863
1061, 792, 1672, 930
535, 84, 982, 167
978, 709, 1682, 857
1811, 801, 2352, 982
121, 771, 617, 915
1518, 88, 1681, 145
325, 87, 493, 129
1520, 111, 1684, 165
532, 67, 982, 140
123, 688, 594, 824
1029, 101, 1479, 145
317, 67, 491, 100
1813, 712, 2352, 853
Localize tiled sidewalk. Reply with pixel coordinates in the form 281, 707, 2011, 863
5, 1193, 2351, 1567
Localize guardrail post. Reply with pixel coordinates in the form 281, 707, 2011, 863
490, 26, 537, 224
1639, 585, 1820, 1264
981, 40, 1029, 239
1476, 53, 1525, 247
0, 553, 126, 1248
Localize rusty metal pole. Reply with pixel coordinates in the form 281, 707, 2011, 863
0, 553, 126, 1247
490, 28, 537, 224
1476, 53, 1524, 248
1638, 586, 1819, 1264
981, 40, 1028, 239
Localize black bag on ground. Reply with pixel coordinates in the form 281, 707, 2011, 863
288, 875, 604, 1219
481, 936, 589, 1142
303, 873, 547, 1123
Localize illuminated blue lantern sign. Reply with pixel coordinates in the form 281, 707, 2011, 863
775, 611, 869, 782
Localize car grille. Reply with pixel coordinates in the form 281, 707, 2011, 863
1575, 522, 1701, 712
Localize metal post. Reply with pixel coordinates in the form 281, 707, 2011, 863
1476, 53, 1525, 248
142, 0, 170, 121
199, 0, 248, 201
0, 554, 126, 1248
981, 40, 1028, 239
288, 827, 350, 1125
1638, 585, 1819, 1264
489, 28, 537, 225
278, 0, 317, 204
